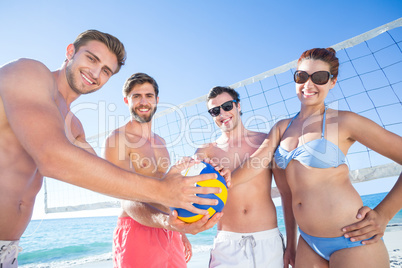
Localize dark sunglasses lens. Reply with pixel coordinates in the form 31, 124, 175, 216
208, 101, 235, 117
294, 71, 308, 84
221, 101, 234, 111
208, 107, 220, 117
311, 71, 330, 85
294, 71, 330, 85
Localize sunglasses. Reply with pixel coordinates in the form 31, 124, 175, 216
208, 100, 237, 117
294, 70, 333, 85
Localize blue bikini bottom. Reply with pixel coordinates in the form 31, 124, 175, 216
299, 228, 374, 261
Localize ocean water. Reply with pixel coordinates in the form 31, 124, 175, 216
19, 192, 402, 267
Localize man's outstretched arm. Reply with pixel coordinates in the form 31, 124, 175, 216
0, 59, 220, 213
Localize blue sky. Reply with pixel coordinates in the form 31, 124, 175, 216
0, 1, 401, 218
1, 1, 401, 137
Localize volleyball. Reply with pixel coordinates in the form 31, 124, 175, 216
172, 162, 228, 223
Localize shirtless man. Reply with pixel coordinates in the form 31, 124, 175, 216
0, 30, 222, 267
104, 73, 208, 267
195, 86, 296, 268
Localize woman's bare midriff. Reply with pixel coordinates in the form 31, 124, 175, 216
286, 160, 363, 237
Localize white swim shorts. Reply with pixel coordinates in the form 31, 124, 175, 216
209, 228, 284, 268
0, 241, 22, 268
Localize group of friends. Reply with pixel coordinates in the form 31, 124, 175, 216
0, 29, 401, 268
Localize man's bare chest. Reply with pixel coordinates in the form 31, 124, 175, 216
127, 144, 170, 177
211, 146, 256, 171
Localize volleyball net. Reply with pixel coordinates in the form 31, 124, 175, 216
44, 18, 402, 213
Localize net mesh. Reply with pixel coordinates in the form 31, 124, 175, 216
44, 18, 402, 213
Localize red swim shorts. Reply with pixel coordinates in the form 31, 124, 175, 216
113, 217, 186, 268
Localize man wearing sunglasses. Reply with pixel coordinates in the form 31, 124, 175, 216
195, 86, 295, 267
103, 73, 230, 267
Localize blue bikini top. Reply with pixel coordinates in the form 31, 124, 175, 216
274, 108, 346, 169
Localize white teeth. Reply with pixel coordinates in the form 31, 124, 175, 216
222, 118, 230, 123
82, 73, 94, 84
303, 92, 316, 96
139, 109, 149, 112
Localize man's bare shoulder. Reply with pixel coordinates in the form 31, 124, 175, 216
0, 58, 54, 94
105, 126, 126, 143
246, 130, 268, 138
104, 126, 132, 151
242, 130, 268, 147
198, 142, 215, 150
153, 133, 167, 147
194, 142, 215, 159
1, 58, 51, 76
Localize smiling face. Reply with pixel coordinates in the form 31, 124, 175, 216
65, 40, 118, 95
296, 59, 337, 107
124, 82, 159, 123
207, 92, 241, 132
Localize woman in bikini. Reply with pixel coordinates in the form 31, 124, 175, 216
233, 47, 402, 267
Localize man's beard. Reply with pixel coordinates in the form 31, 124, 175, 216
131, 106, 157, 123
65, 61, 98, 95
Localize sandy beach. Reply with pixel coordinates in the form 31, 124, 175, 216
385, 227, 402, 268
73, 226, 402, 268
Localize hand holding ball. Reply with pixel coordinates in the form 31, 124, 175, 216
171, 162, 228, 223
